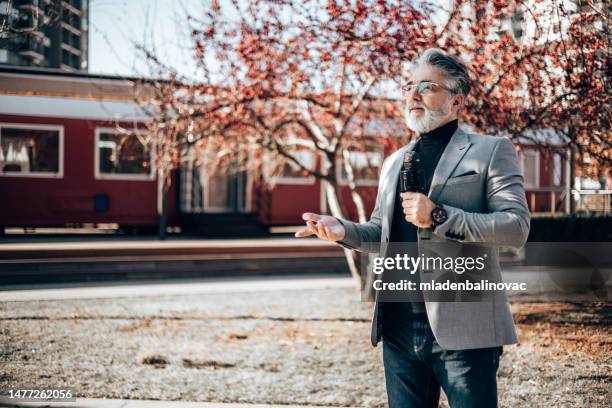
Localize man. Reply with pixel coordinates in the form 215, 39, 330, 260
295, 48, 530, 407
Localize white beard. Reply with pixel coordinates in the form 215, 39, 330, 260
404, 98, 454, 135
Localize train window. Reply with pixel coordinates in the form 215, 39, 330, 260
95, 128, 154, 180
0, 124, 63, 178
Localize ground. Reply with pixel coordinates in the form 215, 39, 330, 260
0, 283, 610, 407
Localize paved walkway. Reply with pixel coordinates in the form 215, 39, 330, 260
0, 275, 357, 301
0, 397, 347, 407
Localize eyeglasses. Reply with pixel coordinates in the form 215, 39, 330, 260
401, 81, 456, 97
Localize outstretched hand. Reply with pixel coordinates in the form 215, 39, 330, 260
294, 212, 346, 242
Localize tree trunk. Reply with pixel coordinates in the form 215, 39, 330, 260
157, 169, 167, 240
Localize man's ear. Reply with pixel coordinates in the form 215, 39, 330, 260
453, 93, 464, 108
452, 93, 465, 113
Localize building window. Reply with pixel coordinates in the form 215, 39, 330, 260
520, 149, 540, 188
95, 128, 154, 180
0, 123, 63, 177
553, 153, 563, 186
336, 148, 383, 186
264, 147, 316, 185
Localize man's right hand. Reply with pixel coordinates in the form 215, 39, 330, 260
294, 212, 346, 242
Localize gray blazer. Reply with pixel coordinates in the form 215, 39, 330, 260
336, 126, 530, 350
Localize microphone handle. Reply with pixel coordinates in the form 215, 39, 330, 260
399, 169, 423, 193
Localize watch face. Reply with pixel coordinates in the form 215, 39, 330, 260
432, 207, 447, 223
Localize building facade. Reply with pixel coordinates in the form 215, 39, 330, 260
0, 0, 88, 71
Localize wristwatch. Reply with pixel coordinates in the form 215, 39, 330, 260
430, 204, 448, 230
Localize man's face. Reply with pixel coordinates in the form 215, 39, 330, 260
403, 64, 461, 134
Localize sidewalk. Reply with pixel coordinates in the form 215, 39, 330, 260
0, 397, 349, 408
0, 275, 356, 301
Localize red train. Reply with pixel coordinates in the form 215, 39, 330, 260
0, 67, 568, 236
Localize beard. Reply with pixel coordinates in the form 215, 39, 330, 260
404, 98, 454, 135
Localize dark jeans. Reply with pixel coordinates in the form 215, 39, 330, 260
382, 315, 502, 408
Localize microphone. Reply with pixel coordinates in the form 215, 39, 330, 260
399, 151, 424, 193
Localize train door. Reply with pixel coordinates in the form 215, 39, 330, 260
180, 146, 250, 214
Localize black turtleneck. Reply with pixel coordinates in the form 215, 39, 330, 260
418, 118, 458, 194
384, 118, 458, 322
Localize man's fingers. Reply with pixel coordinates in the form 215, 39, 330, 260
403, 198, 419, 209
302, 212, 321, 222
294, 227, 314, 237
306, 220, 319, 235
294, 213, 321, 239
296, 214, 340, 241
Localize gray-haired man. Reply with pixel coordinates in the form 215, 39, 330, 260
295, 48, 530, 407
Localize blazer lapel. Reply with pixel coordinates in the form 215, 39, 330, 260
427, 127, 472, 203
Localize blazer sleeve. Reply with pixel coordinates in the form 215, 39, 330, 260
332, 158, 389, 253
431, 136, 530, 248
